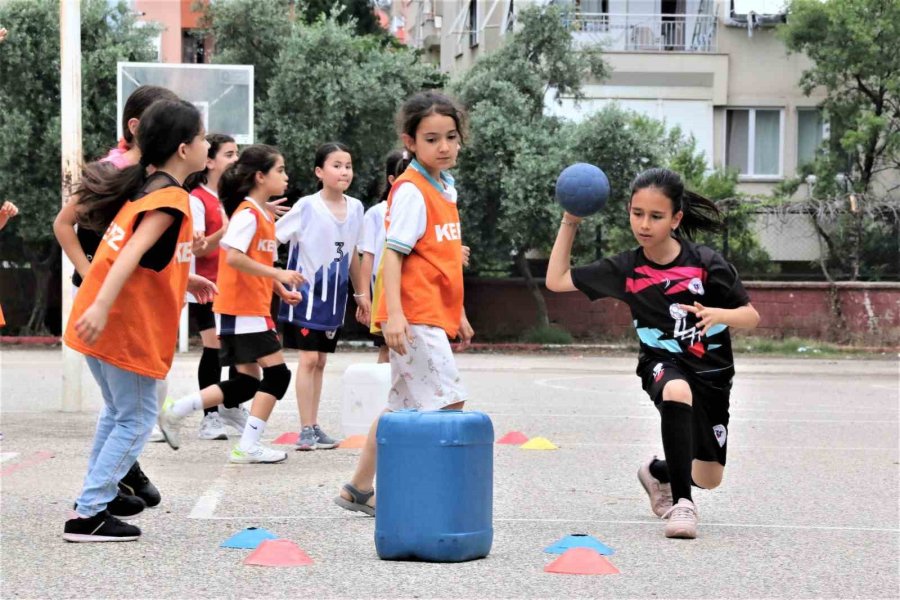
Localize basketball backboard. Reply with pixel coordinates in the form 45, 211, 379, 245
117, 62, 254, 144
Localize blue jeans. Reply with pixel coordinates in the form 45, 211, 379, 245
76, 357, 158, 516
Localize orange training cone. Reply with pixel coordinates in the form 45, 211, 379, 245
338, 435, 367, 449
272, 433, 298, 445
497, 431, 529, 445
544, 548, 620, 575
243, 539, 313, 567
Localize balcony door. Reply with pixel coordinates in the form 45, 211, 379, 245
661, 0, 686, 50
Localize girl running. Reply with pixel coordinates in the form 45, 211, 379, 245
158, 145, 304, 465
183, 134, 244, 441
545, 167, 760, 539
276, 142, 370, 451
62, 99, 215, 542
335, 91, 474, 516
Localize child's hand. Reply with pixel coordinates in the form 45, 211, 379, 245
679, 301, 726, 335
0, 200, 19, 230
281, 290, 303, 305
276, 269, 304, 288
461, 245, 471, 268
187, 274, 218, 304
457, 315, 474, 350
266, 197, 290, 219
354, 294, 371, 326
74, 302, 110, 345
384, 312, 412, 356
191, 231, 207, 254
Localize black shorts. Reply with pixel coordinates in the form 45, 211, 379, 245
189, 302, 215, 332
282, 325, 341, 353
218, 330, 282, 366
639, 359, 731, 466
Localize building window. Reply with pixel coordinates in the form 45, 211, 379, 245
726, 108, 783, 178
797, 109, 826, 168
469, 0, 478, 48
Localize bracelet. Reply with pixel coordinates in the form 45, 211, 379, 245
561, 218, 579, 227
353, 293, 366, 298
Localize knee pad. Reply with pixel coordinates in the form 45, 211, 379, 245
219, 373, 259, 408
259, 364, 291, 400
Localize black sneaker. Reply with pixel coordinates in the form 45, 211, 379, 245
76, 492, 144, 519
63, 510, 141, 542
119, 461, 161, 507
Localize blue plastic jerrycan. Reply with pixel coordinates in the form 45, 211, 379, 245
375, 410, 494, 562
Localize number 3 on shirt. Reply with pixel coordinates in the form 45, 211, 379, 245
334, 241, 344, 263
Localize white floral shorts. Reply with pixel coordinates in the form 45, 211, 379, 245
388, 324, 468, 411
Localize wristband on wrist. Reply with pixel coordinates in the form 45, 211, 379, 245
561, 218, 579, 227
353, 293, 365, 298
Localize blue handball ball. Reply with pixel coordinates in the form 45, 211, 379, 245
555, 163, 610, 217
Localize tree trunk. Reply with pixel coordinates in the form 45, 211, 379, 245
22, 244, 57, 336
515, 250, 550, 329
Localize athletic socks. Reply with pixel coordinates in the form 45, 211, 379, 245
198, 348, 221, 416
238, 416, 266, 451
660, 400, 694, 503
649, 458, 671, 483
171, 392, 202, 418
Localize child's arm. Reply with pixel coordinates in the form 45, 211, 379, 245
193, 210, 228, 258
679, 302, 760, 335
545, 212, 583, 292
74, 210, 174, 344
381, 249, 411, 355
359, 251, 375, 290
458, 307, 474, 350
0, 200, 18, 231
53, 199, 93, 279
349, 248, 370, 324
225, 248, 304, 288
273, 280, 302, 305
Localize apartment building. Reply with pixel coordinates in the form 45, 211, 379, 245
395, 0, 828, 262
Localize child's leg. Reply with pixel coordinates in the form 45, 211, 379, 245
692, 461, 724, 489
76, 357, 158, 517
235, 352, 291, 452
376, 345, 389, 364
659, 379, 694, 505
85, 366, 118, 477
311, 352, 327, 422
295, 350, 319, 428
198, 327, 222, 416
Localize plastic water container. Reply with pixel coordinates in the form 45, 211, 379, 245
341, 363, 391, 437
375, 410, 494, 562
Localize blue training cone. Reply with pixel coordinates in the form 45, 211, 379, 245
544, 534, 614, 555
220, 527, 279, 549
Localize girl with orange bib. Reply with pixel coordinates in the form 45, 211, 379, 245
335, 91, 474, 515
158, 145, 303, 465
62, 100, 215, 542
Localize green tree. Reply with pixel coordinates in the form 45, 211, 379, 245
0, 0, 158, 334
451, 4, 608, 327
297, 0, 389, 39
259, 17, 444, 202
777, 0, 900, 280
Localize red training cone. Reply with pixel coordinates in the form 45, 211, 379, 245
272, 432, 298, 445
243, 539, 313, 567
544, 548, 620, 575
497, 431, 529, 445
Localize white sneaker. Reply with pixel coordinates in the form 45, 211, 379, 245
148, 424, 165, 443
198, 412, 228, 440
663, 498, 699, 539
229, 444, 287, 464
219, 405, 249, 435
157, 397, 185, 450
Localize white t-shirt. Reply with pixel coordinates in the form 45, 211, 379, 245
215, 198, 276, 335
360, 201, 387, 290
275, 191, 364, 330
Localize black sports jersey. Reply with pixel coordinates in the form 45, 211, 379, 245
571, 239, 751, 384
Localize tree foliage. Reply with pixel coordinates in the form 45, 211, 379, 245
0, 0, 158, 333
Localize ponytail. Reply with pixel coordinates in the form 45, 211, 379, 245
74, 99, 202, 232
219, 144, 281, 217
629, 167, 721, 240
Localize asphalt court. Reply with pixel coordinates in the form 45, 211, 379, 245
1, 348, 897, 598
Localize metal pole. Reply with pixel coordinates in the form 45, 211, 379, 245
61, 0, 83, 412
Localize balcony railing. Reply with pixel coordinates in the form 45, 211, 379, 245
564, 13, 719, 53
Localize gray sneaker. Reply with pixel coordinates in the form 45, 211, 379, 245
295, 426, 317, 451
638, 456, 673, 518
313, 425, 341, 450
663, 498, 699, 539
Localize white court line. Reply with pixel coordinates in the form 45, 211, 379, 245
487, 412, 898, 424
189, 513, 898, 532
0, 452, 19, 464
188, 468, 233, 519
